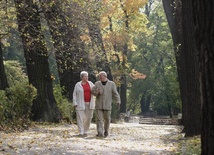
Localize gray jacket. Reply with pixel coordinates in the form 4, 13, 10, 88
92, 80, 121, 110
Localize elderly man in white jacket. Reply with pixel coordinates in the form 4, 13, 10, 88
73, 71, 95, 137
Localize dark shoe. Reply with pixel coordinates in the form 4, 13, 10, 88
76, 134, 84, 137
83, 133, 87, 137
96, 132, 103, 137
104, 131, 108, 137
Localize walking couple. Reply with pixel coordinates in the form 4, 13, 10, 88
73, 71, 121, 137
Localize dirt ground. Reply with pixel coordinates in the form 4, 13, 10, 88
0, 122, 183, 155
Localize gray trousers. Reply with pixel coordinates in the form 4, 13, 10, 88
96, 109, 111, 134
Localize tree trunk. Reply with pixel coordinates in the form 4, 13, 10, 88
14, 0, 61, 122
119, 2, 130, 113
162, 0, 186, 121
140, 94, 146, 113
0, 42, 9, 90
120, 75, 127, 113
190, 0, 214, 153
146, 94, 151, 112
181, 0, 201, 136
41, 1, 94, 100
162, 0, 201, 136
108, 15, 126, 112
87, 17, 113, 80
140, 93, 150, 114
165, 93, 173, 118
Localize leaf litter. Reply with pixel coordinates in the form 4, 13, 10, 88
0, 122, 187, 155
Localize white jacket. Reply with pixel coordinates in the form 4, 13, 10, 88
73, 81, 95, 110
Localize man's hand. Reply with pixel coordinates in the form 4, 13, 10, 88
96, 88, 100, 94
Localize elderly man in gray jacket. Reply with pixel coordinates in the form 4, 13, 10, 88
92, 71, 121, 137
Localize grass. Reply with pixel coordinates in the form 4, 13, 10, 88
178, 135, 201, 154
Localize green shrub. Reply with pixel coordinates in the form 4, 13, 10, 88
178, 135, 201, 154
0, 61, 37, 131
111, 102, 120, 123
5, 84, 37, 119
0, 84, 37, 130
0, 90, 7, 124
53, 85, 74, 123
4, 60, 27, 87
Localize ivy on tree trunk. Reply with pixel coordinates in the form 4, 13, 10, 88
0, 42, 9, 90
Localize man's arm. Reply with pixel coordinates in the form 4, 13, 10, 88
112, 82, 121, 104
91, 83, 99, 96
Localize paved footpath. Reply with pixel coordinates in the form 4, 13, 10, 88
0, 123, 183, 155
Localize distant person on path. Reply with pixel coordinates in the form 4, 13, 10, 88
73, 71, 95, 137
92, 71, 121, 137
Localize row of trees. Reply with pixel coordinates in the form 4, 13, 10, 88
0, 0, 180, 122
1, 0, 213, 153
162, 0, 201, 137
162, 0, 214, 154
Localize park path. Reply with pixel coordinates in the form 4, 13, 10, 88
0, 122, 183, 155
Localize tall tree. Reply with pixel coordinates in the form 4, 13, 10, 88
86, 1, 113, 80
140, 93, 151, 114
100, 0, 148, 113
119, 0, 129, 113
162, 0, 201, 136
14, 0, 61, 122
181, 0, 201, 136
41, 0, 94, 100
0, 1, 10, 90
189, 0, 214, 153
128, 0, 180, 116
0, 41, 9, 90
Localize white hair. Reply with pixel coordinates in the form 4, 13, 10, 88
80, 71, 88, 78
98, 71, 107, 77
